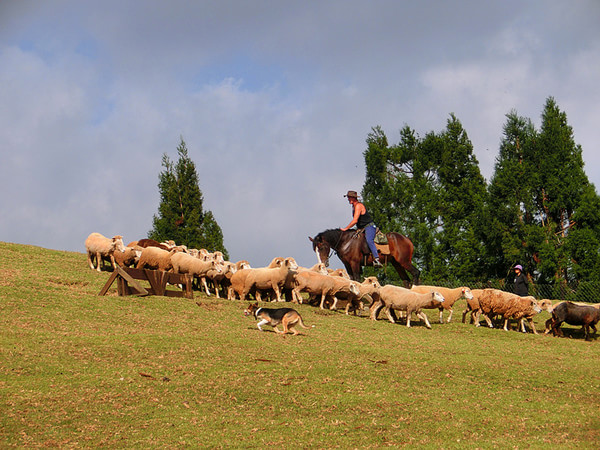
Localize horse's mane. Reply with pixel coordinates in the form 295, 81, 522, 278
315, 228, 344, 242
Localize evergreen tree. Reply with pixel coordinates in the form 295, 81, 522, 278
488, 97, 600, 285
533, 97, 595, 283
486, 111, 537, 278
148, 138, 228, 258
362, 115, 488, 283
430, 114, 488, 282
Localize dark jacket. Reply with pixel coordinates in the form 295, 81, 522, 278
514, 273, 529, 296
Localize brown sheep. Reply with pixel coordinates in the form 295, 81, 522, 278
503, 295, 542, 333
103, 246, 140, 268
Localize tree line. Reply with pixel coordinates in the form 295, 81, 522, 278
362, 97, 600, 294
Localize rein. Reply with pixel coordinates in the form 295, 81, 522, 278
327, 230, 345, 258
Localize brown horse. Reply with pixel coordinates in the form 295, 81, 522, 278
309, 228, 420, 286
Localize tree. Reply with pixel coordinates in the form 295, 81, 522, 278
362, 115, 488, 283
488, 97, 600, 285
148, 138, 228, 258
486, 110, 538, 278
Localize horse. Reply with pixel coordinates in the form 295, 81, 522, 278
309, 228, 420, 286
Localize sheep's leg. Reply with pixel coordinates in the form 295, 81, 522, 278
518, 318, 525, 332
446, 308, 453, 323
405, 310, 411, 327
330, 297, 339, 310
544, 318, 553, 334
87, 252, 96, 270
95, 252, 102, 272
319, 293, 327, 310
370, 301, 382, 320
482, 313, 494, 328
384, 307, 396, 324
272, 285, 282, 302
528, 318, 538, 334
201, 277, 211, 296
419, 311, 432, 329
438, 308, 444, 324
503, 318, 509, 331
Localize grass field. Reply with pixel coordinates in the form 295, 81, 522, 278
1, 241, 599, 448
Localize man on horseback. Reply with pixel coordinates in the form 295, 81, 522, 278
341, 190, 382, 268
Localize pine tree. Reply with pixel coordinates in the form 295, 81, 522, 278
431, 114, 488, 282
486, 111, 537, 278
488, 97, 600, 285
148, 138, 228, 258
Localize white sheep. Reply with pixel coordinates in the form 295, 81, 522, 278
370, 285, 445, 328
170, 252, 222, 295
331, 276, 381, 315
240, 257, 299, 302
411, 285, 474, 323
136, 247, 180, 272
85, 232, 126, 272
206, 261, 237, 299
293, 271, 360, 309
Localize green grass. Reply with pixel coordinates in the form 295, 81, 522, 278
1, 241, 599, 448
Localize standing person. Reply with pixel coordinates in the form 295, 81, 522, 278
341, 190, 382, 267
513, 264, 529, 296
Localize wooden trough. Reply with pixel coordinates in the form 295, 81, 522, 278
99, 266, 193, 299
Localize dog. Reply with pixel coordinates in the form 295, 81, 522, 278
244, 302, 314, 335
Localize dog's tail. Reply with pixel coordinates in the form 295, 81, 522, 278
298, 315, 315, 329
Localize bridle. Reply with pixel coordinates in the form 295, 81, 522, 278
316, 231, 344, 263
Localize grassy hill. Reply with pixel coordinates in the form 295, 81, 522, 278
1, 241, 599, 447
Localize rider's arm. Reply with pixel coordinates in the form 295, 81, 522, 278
341, 203, 365, 231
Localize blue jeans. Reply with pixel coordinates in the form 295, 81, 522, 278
364, 225, 379, 260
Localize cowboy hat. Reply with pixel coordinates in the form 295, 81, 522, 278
344, 190, 358, 198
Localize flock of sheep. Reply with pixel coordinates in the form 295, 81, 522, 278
84, 232, 600, 339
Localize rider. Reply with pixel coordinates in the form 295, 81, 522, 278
341, 190, 382, 268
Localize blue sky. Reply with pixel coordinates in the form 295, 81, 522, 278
1, 0, 599, 268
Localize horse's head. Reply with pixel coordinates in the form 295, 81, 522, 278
309, 234, 331, 267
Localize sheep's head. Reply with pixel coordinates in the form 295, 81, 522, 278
525, 297, 542, 314
462, 287, 474, 300
315, 263, 328, 275
349, 281, 360, 295
363, 276, 381, 289
284, 257, 299, 271
537, 299, 554, 311
432, 291, 445, 303
112, 235, 126, 253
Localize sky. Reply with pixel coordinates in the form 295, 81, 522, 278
1, 0, 599, 269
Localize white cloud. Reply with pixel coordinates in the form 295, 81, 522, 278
1, 0, 599, 271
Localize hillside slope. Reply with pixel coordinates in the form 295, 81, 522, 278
1, 242, 599, 447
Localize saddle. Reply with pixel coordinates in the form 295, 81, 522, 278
352, 228, 390, 256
